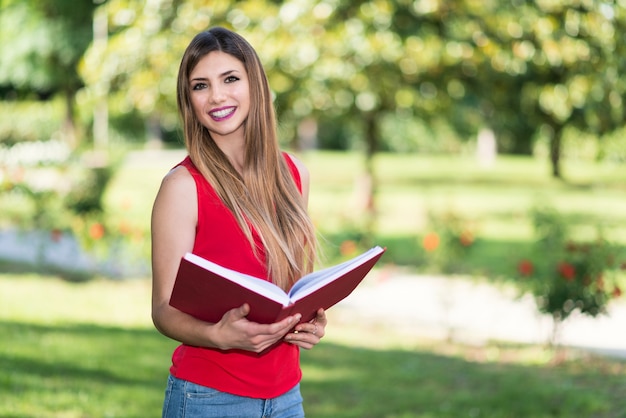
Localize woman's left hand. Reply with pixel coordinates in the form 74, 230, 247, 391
284, 308, 327, 350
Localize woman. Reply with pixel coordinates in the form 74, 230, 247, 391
151, 27, 326, 417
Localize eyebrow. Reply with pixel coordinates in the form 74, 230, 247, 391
190, 69, 240, 82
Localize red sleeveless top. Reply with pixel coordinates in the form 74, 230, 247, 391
168, 154, 302, 398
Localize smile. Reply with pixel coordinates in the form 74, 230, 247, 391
210, 106, 236, 120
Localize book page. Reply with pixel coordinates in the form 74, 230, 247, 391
184, 253, 291, 306
288, 246, 384, 302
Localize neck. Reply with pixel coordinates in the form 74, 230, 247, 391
213, 136, 245, 175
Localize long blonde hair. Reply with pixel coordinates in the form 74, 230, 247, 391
176, 27, 316, 291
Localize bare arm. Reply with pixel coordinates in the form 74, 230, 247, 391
150, 166, 301, 353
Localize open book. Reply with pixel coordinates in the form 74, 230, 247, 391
169, 246, 386, 325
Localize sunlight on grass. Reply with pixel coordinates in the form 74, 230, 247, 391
300, 366, 357, 382
2, 151, 626, 417
301, 152, 626, 248
0, 274, 153, 327
2, 275, 626, 417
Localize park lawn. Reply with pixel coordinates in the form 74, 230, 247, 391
2, 151, 624, 416
302, 152, 626, 278
105, 151, 626, 278
1, 274, 626, 418
302, 151, 626, 236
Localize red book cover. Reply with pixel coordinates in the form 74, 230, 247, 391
169, 246, 386, 325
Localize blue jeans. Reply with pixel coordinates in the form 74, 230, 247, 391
162, 375, 305, 418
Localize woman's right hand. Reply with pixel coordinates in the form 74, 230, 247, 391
213, 304, 301, 353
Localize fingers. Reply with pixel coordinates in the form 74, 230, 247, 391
249, 314, 301, 353
285, 308, 327, 349
315, 308, 327, 327
217, 306, 302, 353
221, 303, 249, 323
235, 303, 250, 319
219, 305, 329, 352
285, 327, 320, 350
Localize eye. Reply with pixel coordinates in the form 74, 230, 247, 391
191, 83, 207, 91
225, 76, 239, 83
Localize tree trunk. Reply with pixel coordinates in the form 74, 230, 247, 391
63, 89, 78, 149
364, 112, 377, 191
549, 125, 562, 179
360, 113, 378, 245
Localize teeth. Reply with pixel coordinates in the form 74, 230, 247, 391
211, 108, 234, 118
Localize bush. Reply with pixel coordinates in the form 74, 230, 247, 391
516, 205, 625, 343
420, 210, 476, 274
0, 144, 149, 278
0, 100, 64, 146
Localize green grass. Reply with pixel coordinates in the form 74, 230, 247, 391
1, 274, 626, 417
0, 275, 173, 417
303, 152, 626, 236
103, 151, 626, 273
105, 150, 626, 234
300, 152, 626, 279
2, 151, 626, 416
4, 150, 625, 280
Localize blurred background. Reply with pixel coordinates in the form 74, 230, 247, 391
1, 1, 626, 417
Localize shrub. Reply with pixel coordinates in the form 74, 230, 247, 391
420, 210, 476, 273
0, 100, 64, 146
0, 143, 149, 278
516, 205, 624, 344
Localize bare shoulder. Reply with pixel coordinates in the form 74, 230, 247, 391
160, 165, 194, 188
153, 165, 197, 216
155, 165, 195, 199
151, 164, 197, 257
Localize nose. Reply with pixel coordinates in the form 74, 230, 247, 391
209, 85, 226, 104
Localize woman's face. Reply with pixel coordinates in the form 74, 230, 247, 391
189, 51, 251, 144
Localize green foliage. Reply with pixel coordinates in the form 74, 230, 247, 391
305, 151, 626, 277
65, 165, 116, 215
599, 126, 626, 163
0, 0, 96, 92
0, 143, 149, 277
0, 100, 64, 145
4, 149, 625, 282
3, 0, 626, 181
517, 205, 625, 325
419, 210, 477, 274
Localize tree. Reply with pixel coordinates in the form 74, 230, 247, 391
80, 0, 626, 179
429, 0, 626, 178
0, 0, 97, 147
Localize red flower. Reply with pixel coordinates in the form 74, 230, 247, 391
119, 220, 132, 235
50, 229, 63, 243
339, 240, 357, 257
557, 262, 576, 281
422, 232, 440, 252
517, 259, 534, 277
459, 230, 474, 247
89, 223, 105, 240
613, 286, 623, 298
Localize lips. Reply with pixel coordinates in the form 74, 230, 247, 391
209, 106, 236, 121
